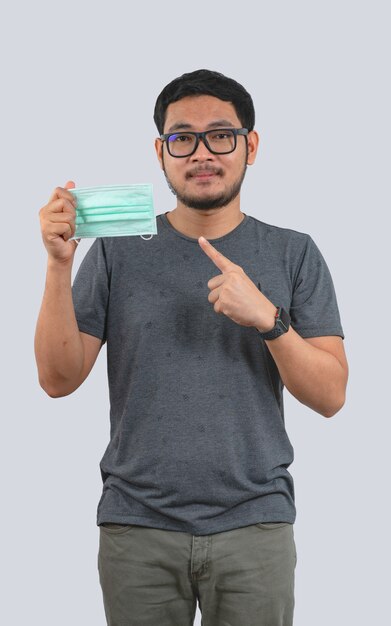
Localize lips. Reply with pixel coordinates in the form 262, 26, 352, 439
188, 169, 221, 180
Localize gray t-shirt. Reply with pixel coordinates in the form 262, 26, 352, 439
72, 212, 344, 536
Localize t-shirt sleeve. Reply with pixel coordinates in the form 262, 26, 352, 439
71, 238, 109, 342
290, 235, 345, 339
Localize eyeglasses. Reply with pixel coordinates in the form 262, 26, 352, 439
160, 128, 249, 158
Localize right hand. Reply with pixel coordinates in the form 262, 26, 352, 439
39, 181, 80, 264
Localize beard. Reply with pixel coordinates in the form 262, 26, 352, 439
162, 158, 248, 211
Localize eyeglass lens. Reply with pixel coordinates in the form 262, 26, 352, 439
167, 130, 236, 156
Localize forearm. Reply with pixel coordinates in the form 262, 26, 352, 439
262, 325, 346, 417
34, 258, 84, 395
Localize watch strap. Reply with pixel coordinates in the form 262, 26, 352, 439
257, 306, 291, 340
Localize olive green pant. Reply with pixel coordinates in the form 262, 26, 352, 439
98, 521, 297, 626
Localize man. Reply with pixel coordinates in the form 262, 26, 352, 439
35, 69, 348, 626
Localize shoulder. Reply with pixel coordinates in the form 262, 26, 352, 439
248, 215, 309, 243
246, 215, 312, 260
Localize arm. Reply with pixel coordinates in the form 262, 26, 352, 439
34, 182, 103, 398
34, 259, 103, 397
258, 233, 348, 418
260, 323, 348, 417
197, 234, 348, 418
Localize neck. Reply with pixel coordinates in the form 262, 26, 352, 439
165, 202, 245, 240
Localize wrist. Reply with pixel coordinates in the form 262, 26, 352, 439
256, 306, 291, 340
47, 256, 73, 272
255, 304, 279, 333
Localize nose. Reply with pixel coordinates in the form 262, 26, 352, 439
190, 136, 215, 161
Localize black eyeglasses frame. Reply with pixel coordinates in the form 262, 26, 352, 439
159, 128, 249, 158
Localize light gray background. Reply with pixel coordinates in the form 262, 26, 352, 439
1, 1, 389, 624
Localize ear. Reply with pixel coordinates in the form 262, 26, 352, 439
155, 137, 164, 170
246, 130, 259, 165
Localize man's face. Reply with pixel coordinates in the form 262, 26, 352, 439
155, 95, 258, 211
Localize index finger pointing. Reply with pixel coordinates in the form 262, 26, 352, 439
198, 236, 234, 272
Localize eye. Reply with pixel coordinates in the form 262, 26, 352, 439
210, 131, 232, 140
169, 133, 193, 143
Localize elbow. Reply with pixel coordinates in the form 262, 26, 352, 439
39, 377, 74, 399
45, 388, 69, 399
322, 393, 346, 418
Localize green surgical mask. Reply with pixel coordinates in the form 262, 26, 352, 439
70, 183, 157, 240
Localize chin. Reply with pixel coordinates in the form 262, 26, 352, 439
182, 195, 231, 211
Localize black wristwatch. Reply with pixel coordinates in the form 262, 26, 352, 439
257, 306, 291, 340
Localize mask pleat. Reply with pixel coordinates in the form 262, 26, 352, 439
76, 213, 154, 224
76, 205, 151, 216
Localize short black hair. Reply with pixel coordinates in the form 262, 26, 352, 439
153, 69, 255, 135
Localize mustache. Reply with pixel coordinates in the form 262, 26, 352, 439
185, 165, 223, 179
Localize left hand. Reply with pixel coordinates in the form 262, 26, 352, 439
198, 236, 277, 331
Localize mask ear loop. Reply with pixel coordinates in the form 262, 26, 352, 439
140, 234, 154, 240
